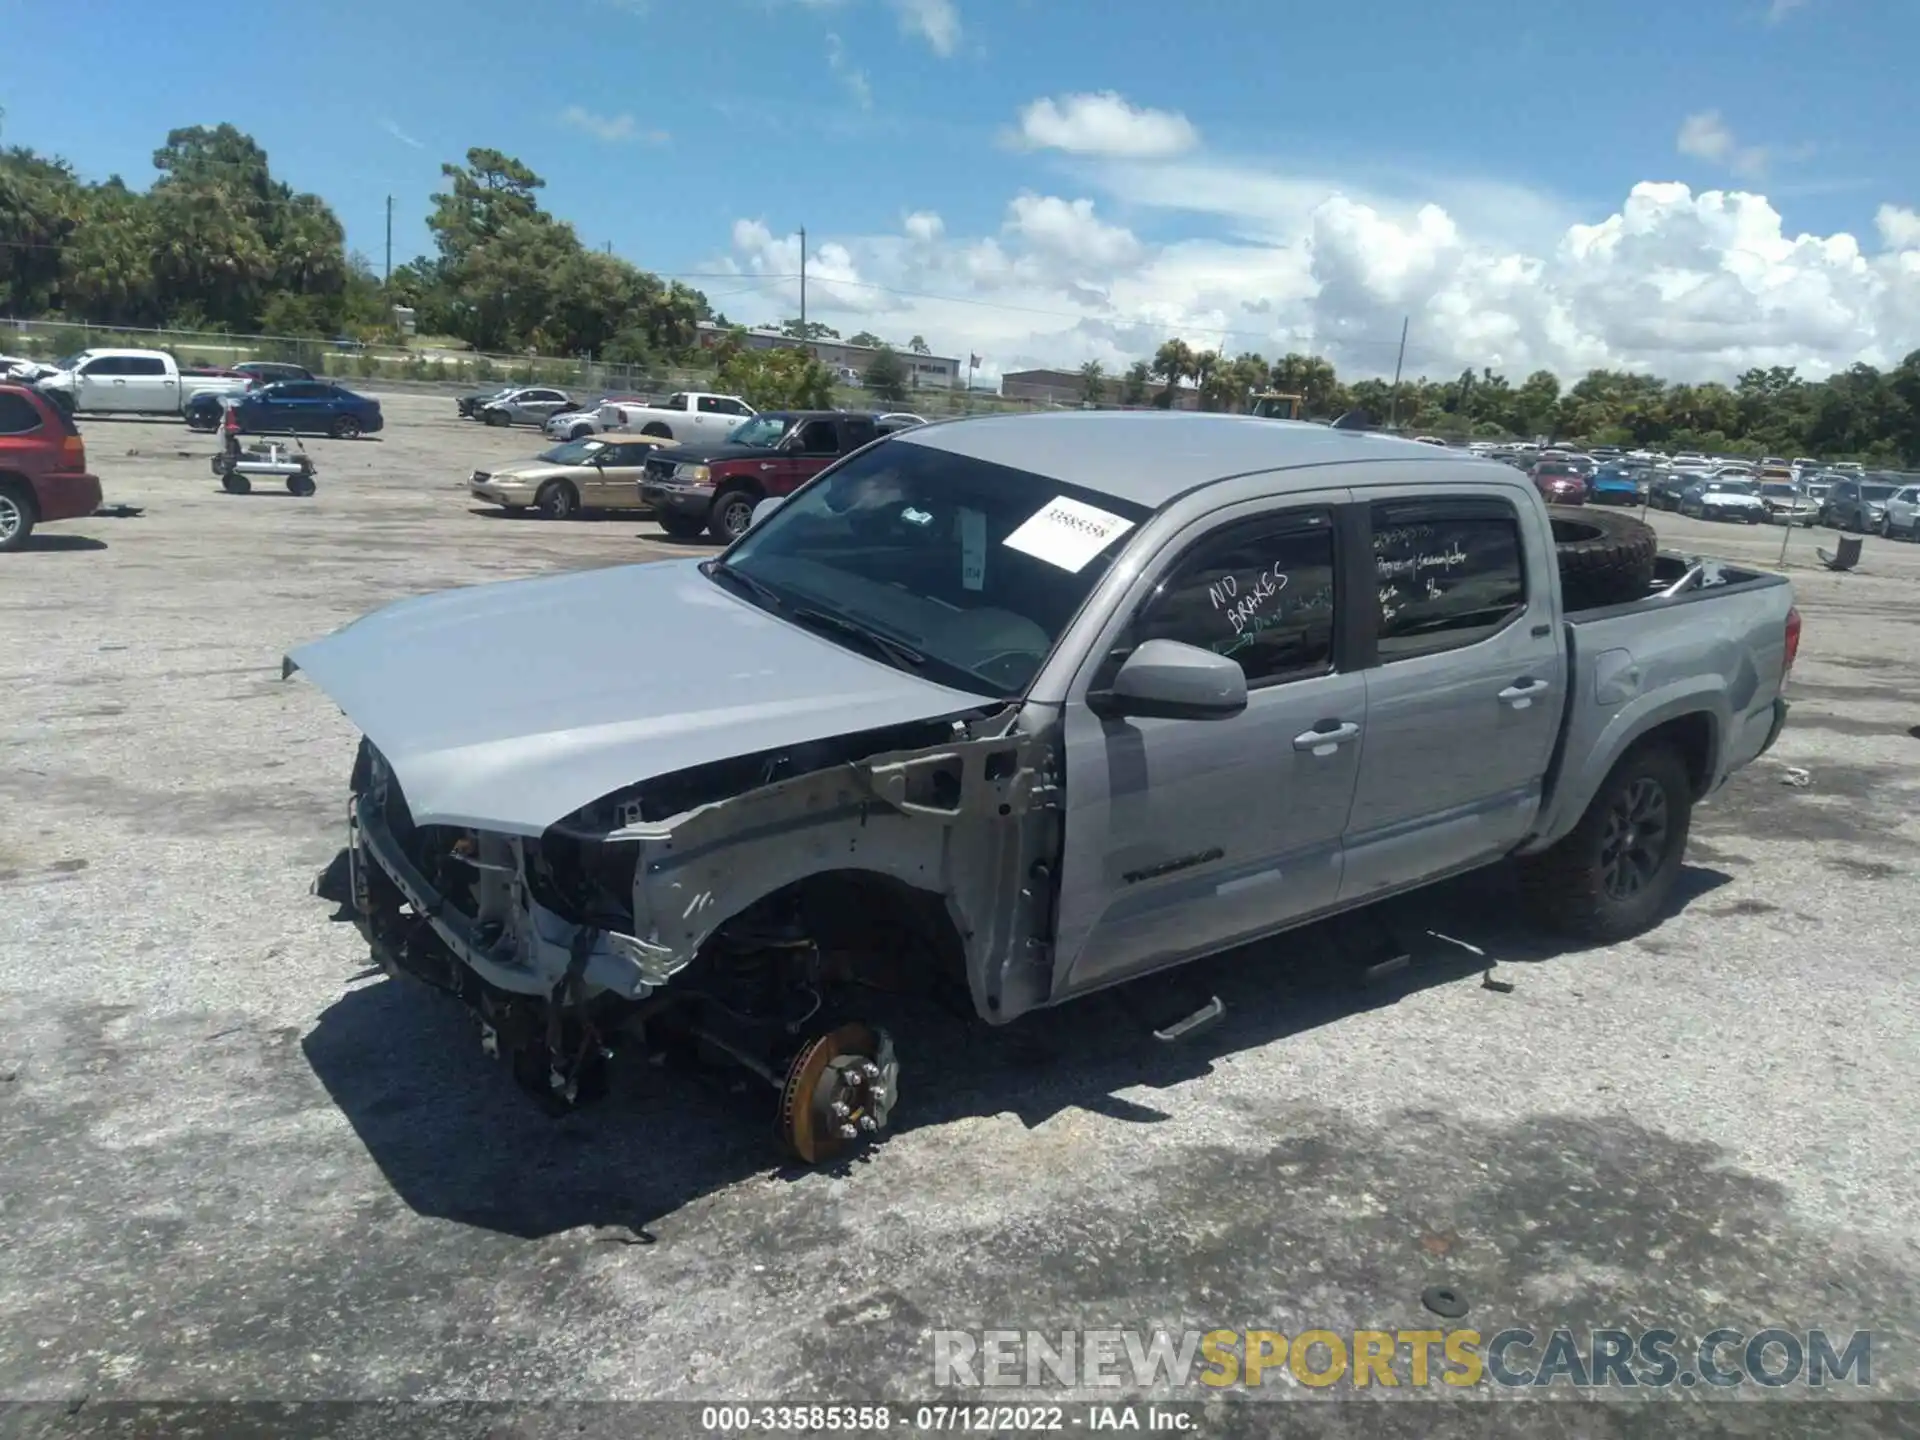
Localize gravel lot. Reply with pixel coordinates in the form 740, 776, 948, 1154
3, 391, 1917, 1430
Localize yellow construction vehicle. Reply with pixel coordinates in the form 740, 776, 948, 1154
1250, 391, 1305, 420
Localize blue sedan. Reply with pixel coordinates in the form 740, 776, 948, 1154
188, 380, 384, 438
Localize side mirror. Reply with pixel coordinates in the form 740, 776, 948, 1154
750, 496, 786, 529
1086, 639, 1248, 722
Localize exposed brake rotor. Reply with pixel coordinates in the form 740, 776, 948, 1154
777, 1022, 899, 1163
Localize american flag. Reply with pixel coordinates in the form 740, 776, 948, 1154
969, 354, 981, 367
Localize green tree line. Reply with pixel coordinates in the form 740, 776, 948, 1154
1099, 340, 1920, 464
1, 125, 710, 367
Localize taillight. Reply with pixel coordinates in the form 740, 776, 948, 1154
57, 433, 85, 472
1783, 605, 1802, 679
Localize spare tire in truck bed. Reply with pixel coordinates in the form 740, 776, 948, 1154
1549, 506, 1658, 610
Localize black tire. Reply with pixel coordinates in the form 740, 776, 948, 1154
0, 481, 37, 552
569, 425, 593, 441
641, 423, 671, 439
1517, 742, 1694, 943
485, 409, 509, 428
535, 480, 579, 520
331, 415, 361, 440
287, 473, 317, 497
1547, 505, 1658, 611
657, 511, 706, 540
709, 487, 760, 543
222, 472, 253, 495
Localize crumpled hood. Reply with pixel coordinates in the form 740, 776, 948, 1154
284, 559, 986, 835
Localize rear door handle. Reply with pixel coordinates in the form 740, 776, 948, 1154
1294, 720, 1360, 754
1498, 679, 1552, 708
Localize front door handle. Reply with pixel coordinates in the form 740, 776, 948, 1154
1498, 678, 1552, 708
760, 462, 776, 470
1294, 720, 1360, 754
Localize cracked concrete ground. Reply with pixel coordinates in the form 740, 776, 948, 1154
2, 395, 1918, 1434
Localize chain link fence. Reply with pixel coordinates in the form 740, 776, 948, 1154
1, 317, 1050, 418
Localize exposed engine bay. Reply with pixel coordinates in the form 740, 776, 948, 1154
345, 706, 1060, 1161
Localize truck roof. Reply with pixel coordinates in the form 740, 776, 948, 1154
896, 411, 1481, 509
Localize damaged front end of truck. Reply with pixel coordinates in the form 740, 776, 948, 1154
340, 704, 1063, 1162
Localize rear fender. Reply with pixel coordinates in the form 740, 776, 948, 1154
613, 713, 1062, 1022
1525, 681, 1728, 852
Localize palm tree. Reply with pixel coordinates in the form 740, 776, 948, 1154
1151, 338, 1194, 408
1078, 359, 1106, 407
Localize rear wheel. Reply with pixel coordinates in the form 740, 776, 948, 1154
331, 414, 361, 440
535, 480, 579, 520
0, 482, 37, 552
1517, 742, 1694, 942
709, 487, 760, 543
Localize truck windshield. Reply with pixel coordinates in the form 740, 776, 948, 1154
716, 442, 1151, 697
727, 416, 792, 448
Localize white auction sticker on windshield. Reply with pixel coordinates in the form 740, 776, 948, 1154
1002, 496, 1135, 573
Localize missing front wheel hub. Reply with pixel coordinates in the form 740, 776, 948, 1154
777, 1022, 899, 1163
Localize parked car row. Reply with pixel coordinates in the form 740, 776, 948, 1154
466, 407, 928, 539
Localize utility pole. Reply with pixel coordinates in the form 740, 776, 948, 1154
1385, 315, 1409, 430
799, 225, 807, 333
383, 195, 393, 288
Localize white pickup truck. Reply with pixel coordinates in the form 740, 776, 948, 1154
602, 390, 755, 443
36, 349, 252, 418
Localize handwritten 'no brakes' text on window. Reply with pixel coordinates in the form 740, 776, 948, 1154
1208, 561, 1292, 637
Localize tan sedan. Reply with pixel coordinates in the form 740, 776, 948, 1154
467, 434, 677, 519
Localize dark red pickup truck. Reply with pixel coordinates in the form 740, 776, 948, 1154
639, 410, 883, 541
0, 384, 101, 552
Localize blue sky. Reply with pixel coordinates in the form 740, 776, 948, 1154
4, 0, 1917, 381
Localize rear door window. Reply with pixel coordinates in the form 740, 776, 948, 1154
1369, 498, 1527, 661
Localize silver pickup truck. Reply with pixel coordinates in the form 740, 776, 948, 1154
288, 413, 1798, 1160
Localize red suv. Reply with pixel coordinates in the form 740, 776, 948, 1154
0, 385, 101, 551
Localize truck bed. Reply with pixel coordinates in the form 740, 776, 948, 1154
1527, 550, 1795, 851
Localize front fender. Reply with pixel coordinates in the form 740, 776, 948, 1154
616, 724, 1059, 1022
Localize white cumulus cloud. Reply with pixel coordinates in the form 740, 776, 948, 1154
1014, 92, 1200, 159
703, 109, 1920, 384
